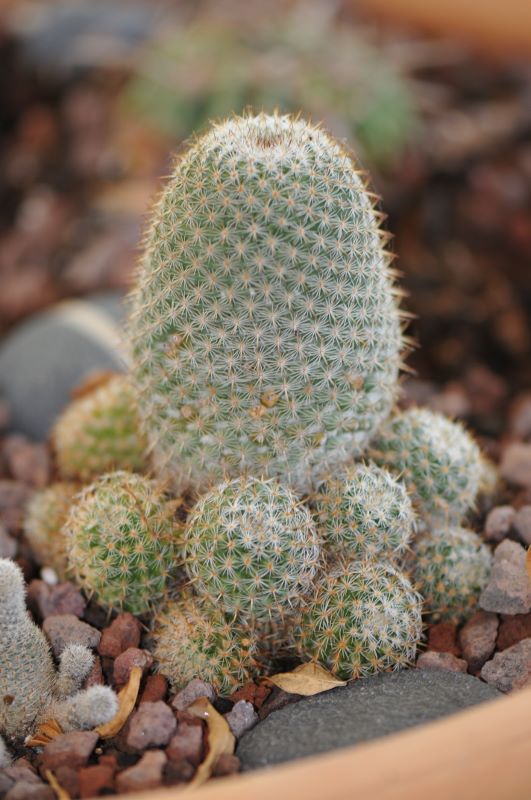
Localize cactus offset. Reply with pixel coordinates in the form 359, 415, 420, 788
295, 560, 422, 680
182, 476, 321, 622
313, 463, 415, 563
413, 527, 492, 622
369, 408, 485, 525
53, 374, 148, 482
128, 112, 404, 495
151, 590, 258, 694
24, 482, 80, 580
64, 471, 179, 614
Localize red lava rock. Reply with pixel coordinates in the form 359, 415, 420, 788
459, 611, 499, 672
513, 505, 531, 545
171, 679, 216, 711
78, 764, 115, 798
416, 651, 468, 673
225, 700, 259, 738
27, 580, 86, 619
0, 480, 33, 534
498, 613, 531, 650
53, 766, 79, 798
113, 648, 153, 687
164, 759, 195, 785
500, 442, 531, 487
140, 674, 168, 704
0, 523, 17, 558
2, 436, 50, 488
484, 505, 515, 542
40, 731, 98, 771
42, 614, 100, 656
481, 638, 531, 692
98, 753, 118, 772
0, 773, 14, 795
116, 750, 167, 793
98, 613, 142, 658
229, 681, 271, 709
212, 753, 240, 777
166, 724, 203, 766
126, 702, 177, 750
3, 763, 40, 784
83, 655, 104, 688
479, 540, 531, 615
5, 782, 54, 800
426, 622, 461, 656
508, 392, 531, 440
258, 688, 303, 720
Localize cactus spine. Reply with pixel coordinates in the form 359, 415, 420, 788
24, 482, 80, 580
128, 112, 404, 495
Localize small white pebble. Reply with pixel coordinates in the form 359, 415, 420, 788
41, 567, 59, 585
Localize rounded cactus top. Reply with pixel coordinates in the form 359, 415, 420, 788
0, 558, 26, 624
128, 112, 404, 494
182, 476, 321, 621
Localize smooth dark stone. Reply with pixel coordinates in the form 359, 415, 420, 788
237, 669, 501, 771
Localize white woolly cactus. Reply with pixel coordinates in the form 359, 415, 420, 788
0, 559, 117, 751
182, 476, 321, 622
64, 471, 180, 614
24, 482, 80, 580
412, 527, 492, 622
53, 374, 148, 482
295, 560, 422, 680
313, 462, 415, 563
128, 111, 405, 495
151, 590, 258, 694
369, 408, 485, 525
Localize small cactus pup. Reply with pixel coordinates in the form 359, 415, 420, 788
151, 589, 258, 694
182, 476, 321, 622
312, 462, 415, 564
23, 482, 80, 580
295, 560, 422, 680
128, 111, 405, 495
413, 527, 492, 622
64, 471, 180, 614
0, 559, 117, 750
369, 407, 486, 525
52, 374, 148, 482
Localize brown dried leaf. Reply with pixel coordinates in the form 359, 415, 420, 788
45, 770, 71, 800
26, 718, 63, 747
184, 697, 235, 790
266, 662, 347, 696
526, 548, 531, 583
96, 665, 142, 739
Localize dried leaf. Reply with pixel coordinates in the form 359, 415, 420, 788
526, 548, 531, 583
183, 697, 235, 790
266, 662, 347, 696
26, 718, 63, 747
96, 665, 142, 738
45, 770, 71, 800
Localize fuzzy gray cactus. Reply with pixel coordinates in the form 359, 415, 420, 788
128, 112, 405, 495
312, 462, 415, 563
0, 559, 117, 752
369, 408, 486, 525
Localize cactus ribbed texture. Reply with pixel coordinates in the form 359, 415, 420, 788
0, 736, 10, 768
24, 482, 80, 580
295, 560, 422, 680
369, 408, 484, 525
53, 375, 148, 482
413, 527, 492, 622
128, 112, 404, 495
151, 591, 258, 694
313, 463, 415, 563
182, 476, 321, 622
64, 471, 179, 614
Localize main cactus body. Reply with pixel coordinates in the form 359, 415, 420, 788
413, 527, 492, 622
369, 408, 484, 525
128, 112, 404, 494
24, 482, 80, 580
63, 471, 179, 614
313, 463, 415, 563
182, 476, 321, 622
295, 560, 422, 680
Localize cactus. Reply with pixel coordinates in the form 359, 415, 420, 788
0, 559, 117, 744
369, 408, 485, 525
52, 374, 148, 482
24, 482, 80, 580
182, 476, 321, 622
0, 735, 11, 768
295, 560, 423, 680
128, 112, 405, 496
412, 527, 492, 622
50, 686, 118, 733
63, 471, 179, 614
151, 590, 258, 694
312, 463, 415, 563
